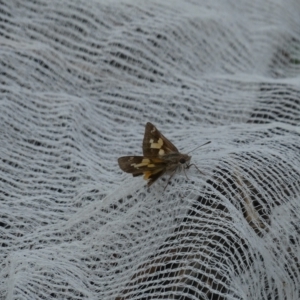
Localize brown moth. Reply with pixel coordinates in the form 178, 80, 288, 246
118, 122, 210, 189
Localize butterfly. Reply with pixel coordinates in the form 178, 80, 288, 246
118, 122, 210, 189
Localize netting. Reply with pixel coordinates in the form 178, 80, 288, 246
1, 0, 300, 299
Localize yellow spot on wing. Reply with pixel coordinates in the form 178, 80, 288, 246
143, 171, 152, 179
150, 138, 163, 149
143, 167, 162, 180
158, 149, 165, 155
131, 158, 150, 169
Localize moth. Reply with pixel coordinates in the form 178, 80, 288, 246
118, 122, 210, 189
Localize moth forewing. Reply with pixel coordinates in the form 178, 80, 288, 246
118, 156, 166, 173
143, 122, 178, 157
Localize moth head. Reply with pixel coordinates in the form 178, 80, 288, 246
179, 154, 191, 165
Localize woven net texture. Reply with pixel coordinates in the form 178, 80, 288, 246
1, 0, 300, 299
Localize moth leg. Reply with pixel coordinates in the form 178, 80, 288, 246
183, 166, 189, 180
187, 163, 205, 175
163, 170, 177, 191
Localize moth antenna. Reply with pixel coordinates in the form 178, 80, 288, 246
187, 141, 211, 154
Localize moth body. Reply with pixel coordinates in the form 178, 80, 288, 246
118, 122, 209, 188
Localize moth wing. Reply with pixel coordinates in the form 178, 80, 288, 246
143, 122, 179, 157
146, 169, 166, 187
118, 156, 166, 178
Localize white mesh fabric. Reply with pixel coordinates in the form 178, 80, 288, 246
1, 0, 300, 299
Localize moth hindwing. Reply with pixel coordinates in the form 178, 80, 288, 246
118, 122, 192, 188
